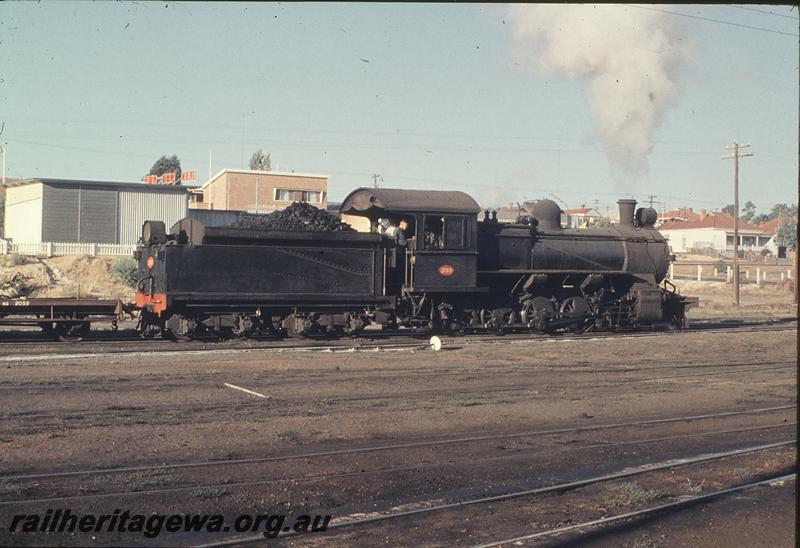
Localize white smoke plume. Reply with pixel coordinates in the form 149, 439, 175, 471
507, 4, 690, 179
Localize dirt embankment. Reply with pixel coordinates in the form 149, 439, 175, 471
0, 255, 134, 300
675, 279, 796, 319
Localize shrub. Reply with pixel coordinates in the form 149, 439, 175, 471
714, 260, 727, 273
113, 257, 138, 288
4, 253, 25, 267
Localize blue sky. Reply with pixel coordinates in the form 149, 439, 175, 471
1, 2, 797, 215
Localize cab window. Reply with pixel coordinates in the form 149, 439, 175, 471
444, 216, 465, 248
423, 215, 465, 250
423, 216, 444, 250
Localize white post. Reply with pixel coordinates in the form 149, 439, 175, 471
47, 242, 54, 258
756, 268, 761, 285
788, 269, 792, 280
727, 266, 732, 282
92, 243, 98, 257
669, 263, 674, 279
781, 272, 785, 282
714, 268, 718, 277
745, 270, 750, 280
696, 264, 702, 281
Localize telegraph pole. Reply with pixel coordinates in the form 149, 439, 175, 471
723, 141, 753, 306
372, 174, 382, 189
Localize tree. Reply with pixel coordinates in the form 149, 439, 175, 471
776, 220, 797, 250
741, 200, 756, 223
721, 204, 735, 216
753, 213, 771, 225
149, 155, 182, 183
769, 203, 797, 220
249, 149, 271, 171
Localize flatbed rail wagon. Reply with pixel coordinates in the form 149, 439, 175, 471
0, 298, 125, 341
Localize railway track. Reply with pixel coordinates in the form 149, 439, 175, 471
187, 439, 796, 547
0, 356, 794, 391
1, 364, 794, 432
0, 317, 795, 360
0, 404, 797, 486
474, 473, 797, 547
3, 425, 794, 509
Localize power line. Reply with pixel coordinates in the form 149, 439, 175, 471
725, 4, 799, 20
627, 4, 800, 37
4, 116, 591, 144
5, 134, 751, 158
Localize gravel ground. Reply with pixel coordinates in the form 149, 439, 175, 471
0, 326, 796, 546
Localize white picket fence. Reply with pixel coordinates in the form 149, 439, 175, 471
0, 240, 137, 257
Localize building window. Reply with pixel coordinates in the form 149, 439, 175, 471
274, 189, 322, 203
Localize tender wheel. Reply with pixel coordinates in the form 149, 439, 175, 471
165, 314, 196, 342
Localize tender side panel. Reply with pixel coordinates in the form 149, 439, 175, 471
164, 244, 380, 298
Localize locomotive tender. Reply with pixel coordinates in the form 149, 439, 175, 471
134, 188, 693, 340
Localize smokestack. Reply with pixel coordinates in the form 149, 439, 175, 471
618, 199, 636, 227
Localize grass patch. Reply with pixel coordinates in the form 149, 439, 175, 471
273, 430, 299, 442
605, 481, 669, 508
684, 478, 705, 495
733, 467, 754, 481
4, 253, 25, 266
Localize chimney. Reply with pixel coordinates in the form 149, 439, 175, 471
617, 199, 636, 227
700, 209, 707, 220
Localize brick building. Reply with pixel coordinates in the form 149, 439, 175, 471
190, 169, 328, 213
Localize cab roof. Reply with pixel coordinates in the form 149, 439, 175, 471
340, 187, 481, 218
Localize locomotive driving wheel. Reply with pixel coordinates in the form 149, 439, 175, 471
560, 296, 591, 317
520, 297, 556, 332
559, 296, 592, 331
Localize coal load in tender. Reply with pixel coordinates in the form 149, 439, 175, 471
228, 202, 355, 232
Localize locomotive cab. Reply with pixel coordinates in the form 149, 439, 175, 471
339, 188, 483, 295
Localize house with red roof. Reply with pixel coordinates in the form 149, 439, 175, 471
658, 211, 770, 255
755, 215, 797, 257
496, 204, 532, 223
561, 205, 603, 228
657, 207, 703, 224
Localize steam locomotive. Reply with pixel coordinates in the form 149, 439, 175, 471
134, 188, 693, 340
